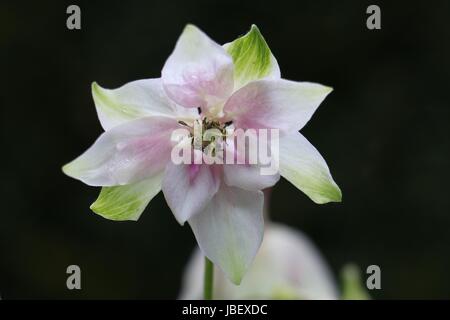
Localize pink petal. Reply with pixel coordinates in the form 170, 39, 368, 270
162, 25, 234, 112
223, 79, 332, 133
162, 162, 220, 225
63, 117, 179, 186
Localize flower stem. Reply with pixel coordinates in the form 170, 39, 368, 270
203, 256, 214, 300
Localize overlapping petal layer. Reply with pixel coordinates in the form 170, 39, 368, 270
63, 116, 178, 186
224, 79, 333, 133
162, 24, 234, 113
162, 163, 220, 224
92, 79, 179, 130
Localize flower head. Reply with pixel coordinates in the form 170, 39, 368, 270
63, 24, 341, 284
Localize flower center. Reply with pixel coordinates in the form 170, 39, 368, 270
178, 114, 232, 154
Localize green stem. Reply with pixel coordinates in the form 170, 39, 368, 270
203, 257, 214, 300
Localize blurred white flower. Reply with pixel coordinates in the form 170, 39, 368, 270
179, 223, 339, 299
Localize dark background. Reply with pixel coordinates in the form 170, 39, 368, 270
1, 0, 449, 299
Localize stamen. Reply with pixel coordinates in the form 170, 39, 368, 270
181, 116, 230, 153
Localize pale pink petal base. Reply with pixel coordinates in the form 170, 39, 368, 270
224, 79, 333, 132
162, 163, 220, 225
162, 25, 234, 111
63, 117, 179, 186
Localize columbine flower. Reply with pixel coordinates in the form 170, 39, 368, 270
179, 223, 339, 299
62, 24, 341, 284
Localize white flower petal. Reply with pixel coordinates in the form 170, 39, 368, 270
162, 163, 219, 225
223, 164, 279, 191
279, 132, 341, 204
62, 117, 178, 186
188, 185, 264, 284
90, 173, 163, 221
162, 24, 234, 111
92, 78, 180, 130
224, 79, 332, 132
